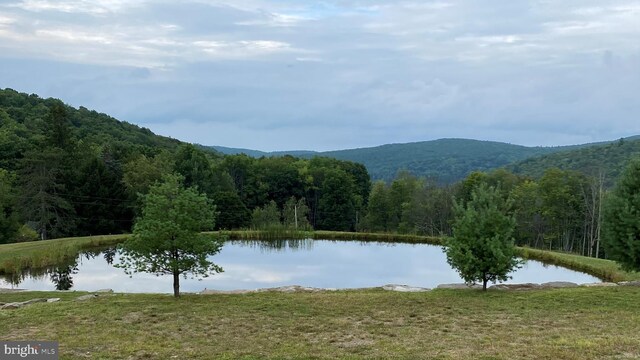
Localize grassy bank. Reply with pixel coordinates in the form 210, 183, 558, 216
1, 287, 640, 359
1, 231, 637, 283
518, 247, 640, 282
0, 235, 130, 275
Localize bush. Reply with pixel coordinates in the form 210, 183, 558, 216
15, 225, 39, 242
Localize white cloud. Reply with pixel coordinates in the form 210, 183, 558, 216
8, 0, 146, 15
0, 0, 638, 149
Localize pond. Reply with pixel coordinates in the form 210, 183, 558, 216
0, 240, 600, 293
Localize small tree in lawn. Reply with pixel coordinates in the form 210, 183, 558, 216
602, 158, 640, 271
118, 174, 223, 297
445, 183, 520, 291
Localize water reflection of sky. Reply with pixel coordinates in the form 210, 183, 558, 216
0, 240, 601, 293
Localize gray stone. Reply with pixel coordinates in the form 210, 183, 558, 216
95, 289, 113, 293
1, 303, 22, 310
581, 282, 618, 287
0, 298, 47, 310
260, 285, 327, 293
618, 280, 640, 287
540, 281, 578, 288
382, 284, 430, 292
437, 283, 482, 290
75, 294, 98, 301
47, 298, 61, 303
200, 289, 253, 295
200, 285, 340, 295
22, 298, 47, 305
490, 283, 541, 290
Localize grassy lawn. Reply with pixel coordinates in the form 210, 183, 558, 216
1, 287, 640, 359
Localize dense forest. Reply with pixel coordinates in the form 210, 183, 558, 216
508, 137, 640, 186
210, 139, 565, 183
362, 168, 608, 258
2, 88, 639, 260
210, 137, 640, 183
0, 88, 369, 243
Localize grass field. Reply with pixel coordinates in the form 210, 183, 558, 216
2, 234, 640, 359
1, 287, 640, 359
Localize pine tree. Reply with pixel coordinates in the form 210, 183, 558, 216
445, 183, 521, 290
602, 158, 640, 271
117, 174, 222, 297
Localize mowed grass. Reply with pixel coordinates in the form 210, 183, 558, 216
1, 287, 640, 359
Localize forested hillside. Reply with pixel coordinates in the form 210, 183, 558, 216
210, 139, 583, 183
3, 88, 639, 261
321, 139, 561, 183
508, 138, 640, 186
0, 89, 369, 243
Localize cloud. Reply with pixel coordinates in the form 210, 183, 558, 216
0, 0, 638, 150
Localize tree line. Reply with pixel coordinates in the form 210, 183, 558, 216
1, 89, 636, 263
361, 167, 611, 258
0, 97, 371, 243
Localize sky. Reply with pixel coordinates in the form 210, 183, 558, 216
0, 0, 639, 151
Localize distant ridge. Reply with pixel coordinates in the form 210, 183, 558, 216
508, 136, 640, 185
205, 137, 639, 183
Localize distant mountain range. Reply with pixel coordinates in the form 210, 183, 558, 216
3, 87, 638, 185
205, 137, 640, 183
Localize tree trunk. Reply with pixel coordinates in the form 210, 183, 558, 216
482, 275, 488, 291
173, 271, 180, 298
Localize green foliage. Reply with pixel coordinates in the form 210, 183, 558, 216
122, 152, 174, 197
316, 168, 357, 231
118, 175, 222, 297
174, 144, 219, 196
18, 149, 75, 239
282, 197, 311, 230
364, 181, 392, 232
14, 224, 39, 243
251, 200, 281, 229
445, 184, 521, 290
602, 158, 640, 271
509, 138, 640, 186
73, 154, 133, 235
0, 168, 20, 243
211, 139, 575, 183
213, 191, 251, 230
538, 168, 587, 251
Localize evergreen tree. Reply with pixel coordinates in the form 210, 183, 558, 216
602, 158, 640, 271
118, 174, 222, 297
445, 184, 520, 290
0, 169, 20, 243
365, 181, 391, 232
317, 168, 356, 231
18, 149, 75, 239
213, 191, 251, 230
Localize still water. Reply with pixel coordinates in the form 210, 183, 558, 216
0, 240, 600, 293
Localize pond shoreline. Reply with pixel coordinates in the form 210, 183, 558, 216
1, 232, 638, 284
7, 279, 640, 296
